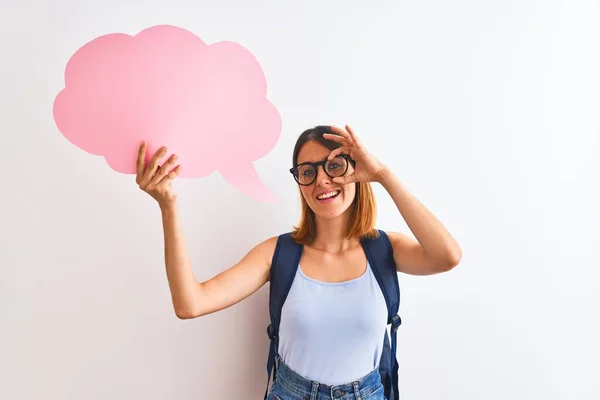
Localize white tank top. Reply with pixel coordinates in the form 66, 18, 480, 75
277, 261, 389, 385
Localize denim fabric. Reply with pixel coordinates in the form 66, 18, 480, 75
266, 357, 386, 400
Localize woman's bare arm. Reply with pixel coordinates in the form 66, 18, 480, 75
160, 202, 276, 319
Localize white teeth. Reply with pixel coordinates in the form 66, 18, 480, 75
317, 190, 340, 200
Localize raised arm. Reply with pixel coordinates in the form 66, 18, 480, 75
323, 125, 462, 275
136, 142, 276, 319
162, 202, 276, 319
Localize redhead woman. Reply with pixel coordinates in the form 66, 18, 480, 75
135, 124, 462, 400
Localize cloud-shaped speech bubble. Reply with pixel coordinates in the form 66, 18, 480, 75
53, 24, 281, 202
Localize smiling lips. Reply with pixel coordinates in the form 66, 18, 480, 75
316, 190, 341, 201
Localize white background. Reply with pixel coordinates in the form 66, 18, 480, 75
1, 0, 599, 399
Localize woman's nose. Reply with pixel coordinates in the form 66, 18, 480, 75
315, 164, 331, 185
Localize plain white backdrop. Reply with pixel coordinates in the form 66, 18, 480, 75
1, 0, 599, 399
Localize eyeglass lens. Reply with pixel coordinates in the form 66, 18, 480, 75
296, 156, 348, 185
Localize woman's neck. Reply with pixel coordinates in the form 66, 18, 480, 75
311, 213, 359, 254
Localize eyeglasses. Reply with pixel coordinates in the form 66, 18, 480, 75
289, 154, 355, 186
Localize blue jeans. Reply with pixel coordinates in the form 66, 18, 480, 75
266, 357, 386, 400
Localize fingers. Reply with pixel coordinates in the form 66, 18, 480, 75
135, 141, 147, 184
327, 146, 351, 160
345, 125, 361, 144
140, 146, 168, 184
330, 126, 352, 142
150, 153, 178, 185
162, 165, 183, 185
327, 125, 361, 148
322, 132, 347, 145
137, 145, 169, 191
152, 164, 182, 190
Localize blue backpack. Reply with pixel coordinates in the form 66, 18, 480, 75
265, 230, 402, 400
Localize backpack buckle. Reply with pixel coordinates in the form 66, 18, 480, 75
390, 314, 402, 332
267, 323, 277, 341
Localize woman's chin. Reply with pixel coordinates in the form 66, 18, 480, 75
312, 203, 352, 219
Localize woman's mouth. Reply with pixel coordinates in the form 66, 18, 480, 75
316, 190, 341, 202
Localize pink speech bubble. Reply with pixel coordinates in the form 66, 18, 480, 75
53, 25, 281, 202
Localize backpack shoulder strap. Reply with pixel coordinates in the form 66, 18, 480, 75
264, 232, 303, 399
361, 229, 402, 400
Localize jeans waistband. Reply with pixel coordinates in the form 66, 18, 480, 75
274, 356, 382, 399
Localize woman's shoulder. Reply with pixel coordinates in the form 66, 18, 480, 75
251, 231, 302, 266
246, 235, 280, 267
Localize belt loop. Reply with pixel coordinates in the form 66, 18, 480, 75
310, 381, 319, 400
353, 381, 362, 400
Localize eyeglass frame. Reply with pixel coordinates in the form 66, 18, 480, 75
289, 154, 356, 186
